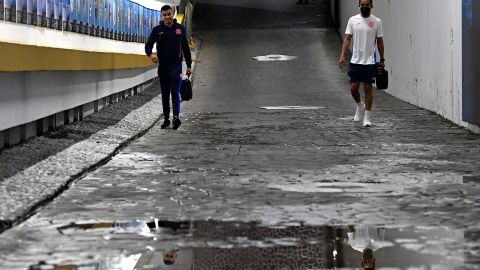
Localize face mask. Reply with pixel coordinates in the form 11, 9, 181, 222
360, 7, 371, 17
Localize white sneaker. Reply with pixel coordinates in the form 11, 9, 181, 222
354, 102, 364, 122
363, 110, 372, 127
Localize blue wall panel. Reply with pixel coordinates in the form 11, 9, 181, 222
463, 0, 480, 126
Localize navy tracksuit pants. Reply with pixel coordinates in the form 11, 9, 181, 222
158, 65, 182, 120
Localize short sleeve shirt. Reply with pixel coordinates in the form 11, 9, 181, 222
347, 226, 393, 253
345, 14, 383, 65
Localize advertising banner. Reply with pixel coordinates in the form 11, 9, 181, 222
68, 0, 76, 30
142, 7, 147, 39
125, 0, 132, 37
139, 5, 143, 39
88, 0, 94, 29
1, 0, 4, 20
107, 0, 112, 32
80, 0, 86, 27
133, 2, 137, 38
37, 0, 45, 26
17, 0, 27, 23
93, 0, 97, 30
46, 0, 53, 27
62, 0, 69, 30
53, 0, 61, 29
27, 0, 37, 24
5, 0, 17, 22
121, 0, 125, 39
116, 0, 121, 34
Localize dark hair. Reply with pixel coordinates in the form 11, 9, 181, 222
364, 267, 375, 270
163, 258, 174, 265
358, 0, 373, 7
161, 5, 173, 12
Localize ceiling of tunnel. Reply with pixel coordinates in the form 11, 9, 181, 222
195, 0, 302, 12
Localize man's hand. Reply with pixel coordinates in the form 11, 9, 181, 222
186, 67, 192, 77
378, 60, 385, 68
339, 56, 346, 69
149, 53, 158, 63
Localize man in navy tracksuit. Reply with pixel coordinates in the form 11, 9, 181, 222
145, 5, 192, 130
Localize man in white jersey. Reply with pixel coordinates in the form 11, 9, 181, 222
339, 0, 385, 127
346, 225, 393, 269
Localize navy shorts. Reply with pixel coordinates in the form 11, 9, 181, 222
348, 63, 378, 84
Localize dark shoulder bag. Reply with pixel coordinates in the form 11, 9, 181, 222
376, 66, 389, 90
180, 75, 192, 101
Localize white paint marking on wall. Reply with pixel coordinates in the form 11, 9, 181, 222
253, 55, 298, 61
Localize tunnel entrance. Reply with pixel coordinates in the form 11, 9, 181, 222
192, 0, 335, 30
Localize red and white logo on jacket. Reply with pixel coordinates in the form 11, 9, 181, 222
176, 29, 182, 35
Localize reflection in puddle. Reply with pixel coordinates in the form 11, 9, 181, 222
30, 220, 476, 270
57, 220, 190, 235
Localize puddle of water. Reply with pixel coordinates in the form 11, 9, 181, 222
27, 220, 478, 270
463, 175, 480, 184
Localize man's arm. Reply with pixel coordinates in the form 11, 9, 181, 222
181, 29, 192, 75
339, 34, 352, 68
377, 37, 385, 67
145, 27, 158, 63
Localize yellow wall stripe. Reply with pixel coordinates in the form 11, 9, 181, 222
0, 42, 155, 72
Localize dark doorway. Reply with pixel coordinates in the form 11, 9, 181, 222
462, 0, 480, 127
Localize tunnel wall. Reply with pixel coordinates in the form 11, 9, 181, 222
335, 0, 479, 133
0, 22, 158, 149
0, 67, 157, 129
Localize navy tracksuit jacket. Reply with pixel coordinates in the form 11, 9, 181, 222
145, 19, 192, 119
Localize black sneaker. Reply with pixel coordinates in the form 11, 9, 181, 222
172, 117, 181, 130
161, 119, 170, 129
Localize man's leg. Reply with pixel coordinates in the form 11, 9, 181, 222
350, 82, 361, 103
351, 82, 364, 122
363, 83, 373, 127
159, 74, 172, 128
171, 77, 182, 130
364, 83, 373, 111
